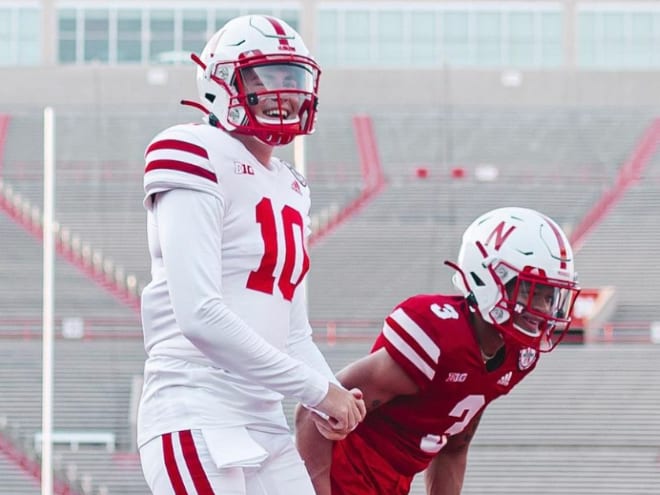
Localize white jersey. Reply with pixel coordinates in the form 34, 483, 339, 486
137, 122, 333, 448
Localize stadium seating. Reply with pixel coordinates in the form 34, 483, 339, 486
0, 340, 659, 494
574, 181, 660, 323
4, 107, 657, 328
368, 108, 656, 181
307, 177, 603, 321
0, 215, 139, 322
1, 106, 660, 494
0, 455, 39, 495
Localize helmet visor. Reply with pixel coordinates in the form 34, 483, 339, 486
238, 62, 316, 94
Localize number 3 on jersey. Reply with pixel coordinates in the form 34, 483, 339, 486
246, 197, 309, 301
420, 394, 486, 454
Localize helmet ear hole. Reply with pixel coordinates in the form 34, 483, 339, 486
205, 93, 216, 103
470, 273, 485, 287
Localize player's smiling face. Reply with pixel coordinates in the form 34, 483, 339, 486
240, 64, 303, 125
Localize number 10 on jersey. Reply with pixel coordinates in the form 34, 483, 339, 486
247, 197, 310, 301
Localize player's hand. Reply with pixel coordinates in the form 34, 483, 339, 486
310, 411, 351, 440
314, 384, 366, 434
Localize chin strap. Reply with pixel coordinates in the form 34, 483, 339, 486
181, 52, 220, 127
180, 99, 209, 114
190, 52, 205, 70
180, 100, 224, 129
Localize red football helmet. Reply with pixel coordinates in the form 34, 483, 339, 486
191, 15, 320, 146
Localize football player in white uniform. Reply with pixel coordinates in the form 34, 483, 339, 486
137, 15, 366, 495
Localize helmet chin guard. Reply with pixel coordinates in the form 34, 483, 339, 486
448, 207, 581, 352
189, 15, 320, 146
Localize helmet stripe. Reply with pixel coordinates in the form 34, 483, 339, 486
542, 215, 568, 270
264, 15, 293, 50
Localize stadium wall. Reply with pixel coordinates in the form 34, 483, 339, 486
2, 67, 660, 109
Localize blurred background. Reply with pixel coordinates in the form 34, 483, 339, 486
0, 1, 659, 494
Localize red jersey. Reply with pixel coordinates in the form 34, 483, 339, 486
331, 294, 539, 494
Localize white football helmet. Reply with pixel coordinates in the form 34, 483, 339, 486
190, 15, 320, 146
449, 207, 581, 352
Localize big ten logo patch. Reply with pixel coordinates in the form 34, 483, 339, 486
235, 162, 254, 175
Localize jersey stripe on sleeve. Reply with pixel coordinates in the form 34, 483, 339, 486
383, 322, 435, 380
146, 158, 216, 183
389, 308, 440, 363
145, 138, 217, 183
146, 138, 208, 158
383, 307, 441, 382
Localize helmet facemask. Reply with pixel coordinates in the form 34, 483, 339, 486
488, 263, 580, 352
226, 60, 319, 145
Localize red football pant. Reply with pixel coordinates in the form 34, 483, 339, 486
330, 432, 412, 495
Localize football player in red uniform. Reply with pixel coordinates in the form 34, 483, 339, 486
296, 206, 580, 495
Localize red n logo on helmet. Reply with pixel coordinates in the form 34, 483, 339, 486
485, 221, 516, 250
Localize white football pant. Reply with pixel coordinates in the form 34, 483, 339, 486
140, 429, 315, 495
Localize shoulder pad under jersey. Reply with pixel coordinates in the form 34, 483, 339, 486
143, 124, 220, 209
380, 295, 448, 388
